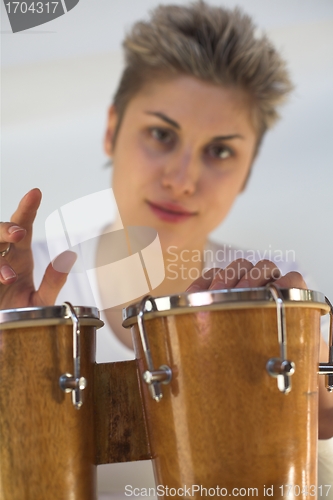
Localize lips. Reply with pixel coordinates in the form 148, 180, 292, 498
146, 200, 198, 223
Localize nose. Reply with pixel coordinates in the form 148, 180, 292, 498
161, 149, 200, 197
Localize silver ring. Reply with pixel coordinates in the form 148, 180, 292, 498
0, 244, 11, 258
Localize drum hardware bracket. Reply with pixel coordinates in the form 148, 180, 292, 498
143, 365, 172, 385
318, 297, 333, 392
59, 302, 87, 409
266, 284, 295, 394
266, 358, 295, 378
59, 373, 87, 392
137, 296, 172, 402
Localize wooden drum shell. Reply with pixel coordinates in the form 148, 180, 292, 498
0, 311, 102, 500
131, 301, 324, 498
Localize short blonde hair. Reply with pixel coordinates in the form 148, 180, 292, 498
113, 1, 293, 143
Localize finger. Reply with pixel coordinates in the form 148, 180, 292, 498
235, 259, 281, 289
10, 189, 42, 249
186, 268, 222, 292
0, 223, 27, 253
36, 251, 77, 305
209, 259, 254, 290
0, 257, 17, 284
273, 271, 307, 290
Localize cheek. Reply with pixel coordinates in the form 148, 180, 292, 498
112, 148, 159, 204
117, 134, 165, 178
201, 171, 245, 217
203, 167, 246, 194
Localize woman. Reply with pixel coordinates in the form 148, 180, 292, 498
1, 1, 332, 495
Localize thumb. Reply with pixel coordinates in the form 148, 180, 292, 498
37, 251, 77, 305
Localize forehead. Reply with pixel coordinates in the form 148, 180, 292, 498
124, 75, 256, 136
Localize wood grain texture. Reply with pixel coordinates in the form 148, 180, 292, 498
132, 306, 322, 499
0, 323, 97, 500
94, 360, 151, 465
0, 319, 152, 499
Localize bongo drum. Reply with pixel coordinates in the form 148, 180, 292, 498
0, 304, 103, 500
123, 287, 333, 499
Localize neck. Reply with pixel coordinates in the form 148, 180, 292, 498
153, 242, 206, 297
96, 223, 208, 299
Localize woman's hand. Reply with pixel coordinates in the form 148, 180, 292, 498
0, 189, 76, 310
186, 258, 307, 292
186, 258, 333, 439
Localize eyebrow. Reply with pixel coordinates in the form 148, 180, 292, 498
145, 111, 244, 141
211, 134, 244, 141
145, 111, 180, 129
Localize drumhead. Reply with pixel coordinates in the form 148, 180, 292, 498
0, 305, 104, 330
122, 287, 330, 327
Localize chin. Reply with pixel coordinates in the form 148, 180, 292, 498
158, 232, 191, 253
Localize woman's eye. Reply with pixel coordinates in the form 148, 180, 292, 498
207, 144, 232, 160
150, 127, 174, 144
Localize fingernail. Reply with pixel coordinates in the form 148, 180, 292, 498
238, 279, 250, 288
8, 225, 25, 235
186, 285, 202, 293
52, 251, 77, 273
209, 280, 226, 290
0, 265, 16, 280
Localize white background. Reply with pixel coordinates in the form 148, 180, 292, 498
1, 1, 333, 497
1, 0, 333, 300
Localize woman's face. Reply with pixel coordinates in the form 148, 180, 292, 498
105, 75, 257, 251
